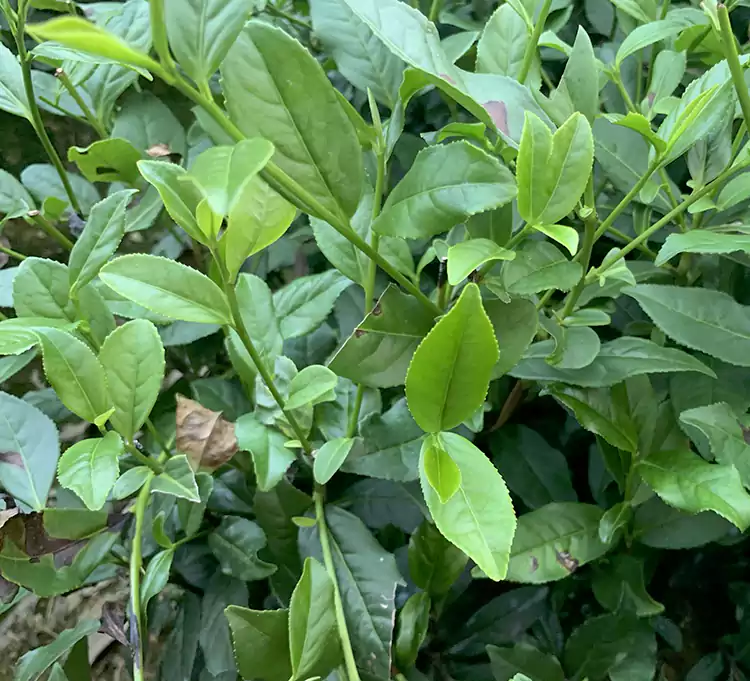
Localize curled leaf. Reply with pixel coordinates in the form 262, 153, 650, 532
175, 395, 238, 471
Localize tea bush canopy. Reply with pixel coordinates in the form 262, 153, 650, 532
3, 0, 750, 680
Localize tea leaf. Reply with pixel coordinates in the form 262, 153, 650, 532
68, 138, 142, 184
0, 391, 59, 511
35, 328, 112, 425
236, 415, 294, 492
626, 285, 750, 367
151, 455, 200, 501
422, 434, 462, 503
57, 432, 122, 511
516, 112, 593, 226
100, 254, 232, 324
487, 644, 565, 681
447, 239, 515, 285
394, 591, 431, 669
505, 503, 610, 583
141, 549, 174, 610
176, 395, 238, 472
476, 4, 532, 82
209, 516, 276, 580
406, 283, 497, 433
286, 366, 338, 411
226, 606, 291, 681
289, 558, 341, 680
164, 0, 254, 84
68, 189, 136, 295
421, 432, 514, 581
502, 242, 583, 295
221, 21, 363, 220
0, 43, 31, 120
99, 319, 165, 441
313, 437, 356, 485
637, 448, 750, 531
372, 141, 516, 239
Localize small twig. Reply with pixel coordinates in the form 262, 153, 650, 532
489, 381, 525, 433
518, 0, 553, 84
55, 69, 107, 138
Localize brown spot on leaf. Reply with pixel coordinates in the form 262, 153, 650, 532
555, 550, 579, 573
175, 395, 238, 471
372, 304, 382, 316
354, 328, 366, 338
0, 452, 24, 468
530, 556, 539, 572
147, 143, 172, 158
484, 101, 509, 137
740, 421, 750, 445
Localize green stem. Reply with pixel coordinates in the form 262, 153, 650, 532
719, 4, 750, 136
222, 268, 314, 457
55, 70, 107, 138
560, 179, 598, 318
428, 0, 442, 22
13, 0, 82, 215
314, 487, 362, 681
518, 0, 553, 85
589, 166, 741, 281
29, 213, 74, 250
0, 243, 26, 261
125, 442, 164, 474
168, 75, 441, 317
129, 476, 153, 681
611, 70, 637, 112
594, 156, 662, 241
658, 167, 687, 232
149, 0, 178, 77
265, 3, 313, 30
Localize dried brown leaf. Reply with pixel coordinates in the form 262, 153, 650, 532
175, 395, 238, 471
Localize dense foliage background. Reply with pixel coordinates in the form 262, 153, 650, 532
5, 0, 750, 680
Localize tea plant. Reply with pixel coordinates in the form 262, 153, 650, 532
3, 0, 750, 679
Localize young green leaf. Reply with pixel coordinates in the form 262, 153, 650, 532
476, 4, 533, 83
188, 139, 275, 217
100, 254, 232, 325
13, 258, 75, 321
226, 606, 292, 681
0, 41, 31, 119
516, 112, 594, 226
551, 27, 599, 123
408, 520, 468, 597
141, 549, 174, 610
137, 160, 204, 242
421, 434, 462, 503
638, 448, 750, 531
221, 21, 363, 220
286, 365, 338, 411
625, 285, 750, 367
235, 415, 295, 492
289, 558, 341, 681
35, 328, 112, 425
501, 242, 583, 295
446, 239, 515, 285
57, 432, 122, 511
151, 455, 200, 501
98, 319, 164, 441
406, 283, 497, 433
421, 432, 515, 582
313, 437, 356, 485
0, 391, 59, 512
656, 230, 750, 265
68, 189, 136, 295
372, 141, 516, 239
395, 591, 431, 669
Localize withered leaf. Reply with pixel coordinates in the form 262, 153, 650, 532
175, 395, 238, 471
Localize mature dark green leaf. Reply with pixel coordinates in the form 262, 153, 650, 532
222, 21, 363, 220
476, 4, 532, 82
487, 644, 565, 681
502, 242, 582, 295
406, 284, 497, 432
21, 164, 100, 215
373, 142, 516, 239
484, 298, 538, 378
299, 505, 403, 680
638, 448, 750, 531
330, 286, 435, 389
112, 91, 186, 158
273, 270, 352, 340
491, 425, 576, 509
209, 516, 276, 581
422, 432, 515, 581
0, 391, 59, 512
592, 554, 664, 617
67, 138, 142, 185
57, 432, 122, 511
408, 520, 468, 597
200, 574, 247, 677
100, 254, 231, 325
0, 43, 31, 120
13, 258, 74, 321
395, 591, 430, 669
503, 503, 609, 583
14, 620, 100, 681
